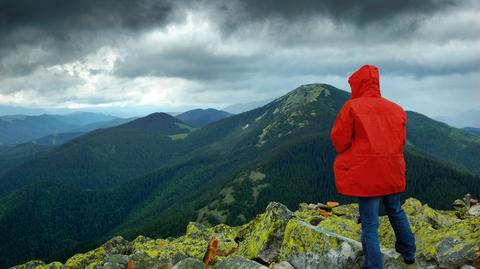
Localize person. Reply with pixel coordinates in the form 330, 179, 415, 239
330, 65, 416, 269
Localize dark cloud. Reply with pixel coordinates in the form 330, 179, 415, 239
115, 43, 260, 80
200, 0, 459, 36
0, 0, 179, 77
0, 0, 175, 57
111, 0, 470, 81
0, 0, 459, 49
0, 0, 174, 36
115, 38, 480, 81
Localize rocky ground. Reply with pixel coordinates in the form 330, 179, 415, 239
11, 195, 480, 269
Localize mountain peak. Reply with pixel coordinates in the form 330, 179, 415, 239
264, 83, 349, 117
271, 84, 332, 114
116, 112, 193, 134
244, 83, 349, 147
144, 112, 176, 120
176, 108, 232, 128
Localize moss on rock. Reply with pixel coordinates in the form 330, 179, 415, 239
237, 202, 294, 263
279, 219, 361, 269
10, 260, 63, 269
132, 222, 239, 265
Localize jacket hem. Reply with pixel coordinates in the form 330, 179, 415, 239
337, 188, 405, 197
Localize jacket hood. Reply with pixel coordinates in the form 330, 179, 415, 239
348, 65, 381, 99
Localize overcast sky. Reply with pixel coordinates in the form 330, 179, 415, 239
0, 0, 479, 118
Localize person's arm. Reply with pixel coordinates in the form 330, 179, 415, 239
330, 101, 354, 153
402, 110, 407, 146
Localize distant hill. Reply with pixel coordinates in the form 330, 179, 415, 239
0, 112, 122, 145
0, 118, 135, 176
176, 108, 232, 127
463, 127, 480, 136
222, 99, 273, 114
52, 112, 117, 126
0, 114, 77, 144
13, 118, 134, 147
0, 84, 478, 268
406, 111, 480, 175
435, 109, 480, 128
116, 112, 192, 133
0, 104, 47, 116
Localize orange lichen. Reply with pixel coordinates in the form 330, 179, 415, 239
203, 237, 219, 265
473, 250, 480, 269
319, 209, 330, 218
326, 201, 340, 208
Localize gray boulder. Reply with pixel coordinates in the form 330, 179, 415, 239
271, 261, 295, 269
172, 257, 206, 269
214, 255, 268, 269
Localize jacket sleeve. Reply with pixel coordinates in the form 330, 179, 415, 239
330, 101, 354, 153
402, 110, 407, 145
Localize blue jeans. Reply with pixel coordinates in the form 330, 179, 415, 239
358, 192, 416, 269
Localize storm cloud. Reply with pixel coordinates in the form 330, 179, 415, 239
0, 0, 478, 118
203, 0, 459, 35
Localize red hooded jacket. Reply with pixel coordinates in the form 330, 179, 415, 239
330, 65, 407, 197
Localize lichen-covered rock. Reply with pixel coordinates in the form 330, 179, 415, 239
330, 203, 360, 222
213, 255, 268, 269
278, 198, 480, 268
460, 265, 476, 269
317, 214, 361, 241
62, 236, 131, 269
271, 261, 295, 269
172, 257, 206, 269
402, 198, 461, 229
294, 203, 327, 225
435, 228, 479, 269
102, 236, 132, 255
379, 198, 480, 268
279, 219, 434, 269
10, 260, 45, 269
237, 202, 294, 263
131, 222, 238, 265
96, 254, 130, 269
130, 251, 173, 269
10, 260, 63, 269
279, 219, 362, 269
45, 262, 64, 269
453, 199, 466, 209
468, 204, 480, 216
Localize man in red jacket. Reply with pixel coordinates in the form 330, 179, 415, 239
330, 65, 416, 268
